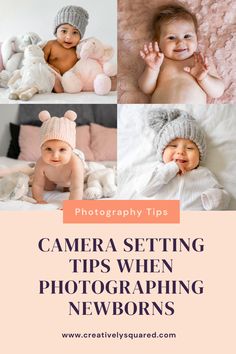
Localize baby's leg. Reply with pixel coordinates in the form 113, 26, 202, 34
44, 177, 57, 191
53, 75, 64, 93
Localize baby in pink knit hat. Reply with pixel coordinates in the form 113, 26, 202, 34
32, 110, 85, 203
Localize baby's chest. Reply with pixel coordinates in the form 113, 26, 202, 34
51, 48, 77, 63
45, 168, 72, 185
160, 59, 193, 78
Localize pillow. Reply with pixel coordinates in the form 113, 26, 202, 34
7, 123, 20, 159
14, 123, 117, 162
18, 125, 41, 161
17, 125, 94, 161
75, 125, 94, 161
90, 123, 117, 161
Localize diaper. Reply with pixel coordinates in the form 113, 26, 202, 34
73, 148, 88, 171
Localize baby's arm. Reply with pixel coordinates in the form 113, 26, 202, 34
32, 160, 47, 204
184, 53, 224, 98
138, 42, 164, 95
43, 41, 64, 93
142, 161, 179, 197
69, 156, 85, 200
201, 172, 230, 210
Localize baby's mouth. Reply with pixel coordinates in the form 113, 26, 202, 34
174, 48, 187, 53
175, 159, 187, 163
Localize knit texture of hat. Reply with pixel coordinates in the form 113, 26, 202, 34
39, 111, 77, 149
54, 5, 89, 38
148, 109, 207, 161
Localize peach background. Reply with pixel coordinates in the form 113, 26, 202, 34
1, 211, 235, 353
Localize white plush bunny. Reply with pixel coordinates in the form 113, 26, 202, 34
8, 45, 55, 101
84, 162, 117, 199
1, 32, 42, 72
0, 32, 42, 88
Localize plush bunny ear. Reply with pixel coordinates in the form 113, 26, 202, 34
39, 110, 51, 122
148, 109, 186, 132
1, 36, 18, 67
64, 110, 77, 121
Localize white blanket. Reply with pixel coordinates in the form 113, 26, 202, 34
0, 88, 117, 103
117, 104, 236, 210
0, 157, 116, 210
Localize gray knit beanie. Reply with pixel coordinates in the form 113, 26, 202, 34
148, 109, 207, 161
54, 5, 89, 38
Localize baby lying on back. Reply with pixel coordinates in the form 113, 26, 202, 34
138, 3, 224, 103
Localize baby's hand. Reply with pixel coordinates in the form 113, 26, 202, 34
175, 161, 187, 175
140, 42, 164, 71
37, 200, 48, 204
184, 52, 209, 81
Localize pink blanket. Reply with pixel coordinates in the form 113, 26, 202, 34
118, 0, 236, 103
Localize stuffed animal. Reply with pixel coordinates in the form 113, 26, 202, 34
0, 172, 36, 203
61, 37, 117, 95
8, 45, 55, 101
84, 162, 117, 199
0, 32, 42, 88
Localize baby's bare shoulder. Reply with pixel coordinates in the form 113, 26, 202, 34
71, 154, 84, 167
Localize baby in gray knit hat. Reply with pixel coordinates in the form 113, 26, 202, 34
142, 109, 230, 210
43, 5, 89, 92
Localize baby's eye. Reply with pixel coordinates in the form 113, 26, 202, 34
60, 148, 66, 152
168, 36, 176, 40
46, 147, 52, 152
61, 30, 67, 34
184, 34, 192, 39
169, 144, 177, 148
187, 147, 194, 150
73, 31, 79, 35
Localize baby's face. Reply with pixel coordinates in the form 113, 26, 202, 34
56, 24, 81, 49
158, 19, 197, 60
41, 140, 72, 166
163, 138, 200, 171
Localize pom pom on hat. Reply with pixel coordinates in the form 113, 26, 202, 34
39, 110, 77, 148
38, 110, 51, 122
148, 109, 207, 161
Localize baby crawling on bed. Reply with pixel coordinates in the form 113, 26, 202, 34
138, 3, 224, 103
141, 109, 230, 210
32, 110, 84, 203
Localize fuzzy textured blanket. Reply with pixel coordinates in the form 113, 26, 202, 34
118, 0, 236, 103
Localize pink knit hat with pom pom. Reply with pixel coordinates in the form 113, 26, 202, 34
39, 110, 77, 148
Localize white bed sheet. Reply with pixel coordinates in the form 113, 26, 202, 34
0, 88, 117, 104
117, 104, 236, 210
0, 157, 116, 211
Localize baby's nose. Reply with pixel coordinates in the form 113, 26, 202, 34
53, 151, 59, 158
176, 148, 184, 154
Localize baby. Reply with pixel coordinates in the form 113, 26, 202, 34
138, 3, 224, 103
43, 5, 89, 92
142, 109, 230, 210
32, 110, 85, 203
